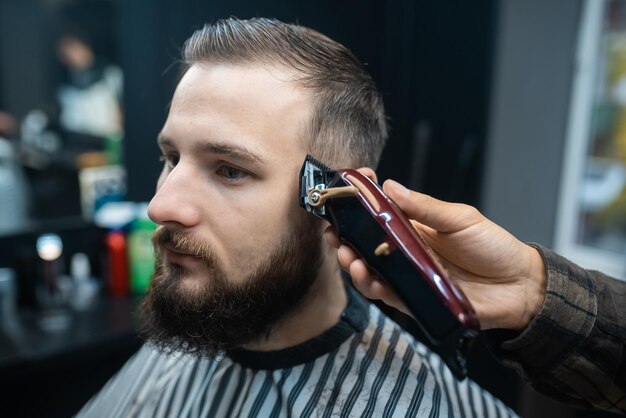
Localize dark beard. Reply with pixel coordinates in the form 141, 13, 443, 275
139, 211, 323, 357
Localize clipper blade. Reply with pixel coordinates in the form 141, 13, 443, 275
304, 154, 332, 171
299, 154, 336, 218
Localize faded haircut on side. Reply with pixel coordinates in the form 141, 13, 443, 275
180, 17, 388, 169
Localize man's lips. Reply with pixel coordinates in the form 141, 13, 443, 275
162, 244, 202, 265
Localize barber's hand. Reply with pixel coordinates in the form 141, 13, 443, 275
325, 173, 547, 331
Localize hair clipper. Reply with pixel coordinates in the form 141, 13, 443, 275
299, 155, 480, 379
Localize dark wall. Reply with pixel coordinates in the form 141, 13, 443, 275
380, 2, 498, 207
0, 1, 51, 118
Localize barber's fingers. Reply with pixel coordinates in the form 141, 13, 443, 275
355, 167, 378, 183
337, 245, 379, 300
337, 244, 359, 269
348, 255, 411, 316
383, 180, 483, 233
339, 246, 384, 300
330, 227, 408, 308
349, 259, 379, 300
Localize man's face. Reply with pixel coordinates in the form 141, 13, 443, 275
142, 63, 324, 354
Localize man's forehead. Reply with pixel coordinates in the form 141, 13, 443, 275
167, 63, 311, 151
174, 63, 309, 104
171, 64, 312, 132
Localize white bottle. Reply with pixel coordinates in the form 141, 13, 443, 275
70, 253, 100, 310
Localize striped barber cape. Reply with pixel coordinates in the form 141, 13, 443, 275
77, 287, 517, 417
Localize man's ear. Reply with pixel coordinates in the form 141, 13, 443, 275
356, 167, 378, 184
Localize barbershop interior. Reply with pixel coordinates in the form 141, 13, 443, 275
0, 0, 623, 417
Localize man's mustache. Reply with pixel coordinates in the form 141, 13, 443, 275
152, 226, 217, 267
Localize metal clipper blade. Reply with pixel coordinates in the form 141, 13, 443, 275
299, 155, 336, 218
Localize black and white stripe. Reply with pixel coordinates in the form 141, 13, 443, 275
78, 300, 517, 418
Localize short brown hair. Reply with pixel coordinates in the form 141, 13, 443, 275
180, 17, 388, 168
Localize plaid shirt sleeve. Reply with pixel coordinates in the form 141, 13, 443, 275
484, 245, 626, 414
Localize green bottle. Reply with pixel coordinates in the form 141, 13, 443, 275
129, 204, 157, 294
105, 132, 123, 165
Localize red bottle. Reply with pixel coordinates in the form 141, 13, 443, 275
106, 230, 128, 297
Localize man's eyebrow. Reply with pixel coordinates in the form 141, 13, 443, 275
157, 134, 263, 165
199, 141, 264, 165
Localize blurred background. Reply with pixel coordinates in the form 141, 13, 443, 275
0, 0, 622, 416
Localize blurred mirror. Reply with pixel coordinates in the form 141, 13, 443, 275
0, 0, 125, 236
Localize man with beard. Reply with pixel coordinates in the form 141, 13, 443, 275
77, 18, 516, 417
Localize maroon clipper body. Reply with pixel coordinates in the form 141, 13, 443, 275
299, 155, 480, 379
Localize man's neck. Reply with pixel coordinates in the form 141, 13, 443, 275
242, 250, 347, 352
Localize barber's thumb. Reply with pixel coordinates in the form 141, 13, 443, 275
383, 179, 432, 223
384, 180, 411, 208
383, 179, 474, 233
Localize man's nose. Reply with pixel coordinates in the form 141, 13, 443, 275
147, 167, 202, 229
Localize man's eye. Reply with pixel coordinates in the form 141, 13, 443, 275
217, 165, 248, 181
159, 154, 179, 169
